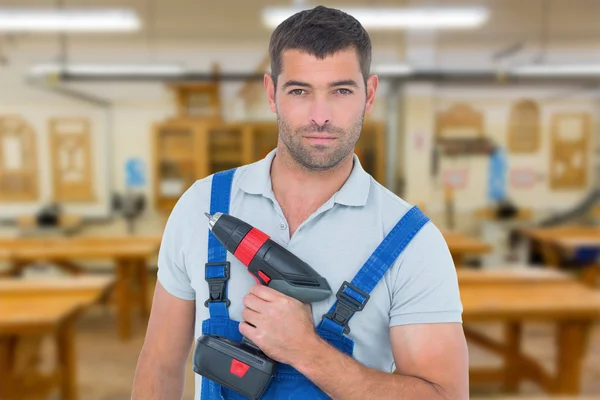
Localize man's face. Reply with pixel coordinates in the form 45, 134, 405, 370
265, 48, 378, 171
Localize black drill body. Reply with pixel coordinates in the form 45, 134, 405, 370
193, 212, 332, 399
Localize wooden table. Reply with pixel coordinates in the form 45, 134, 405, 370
0, 236, 161, 340
442, 231, 493, 266
552, 236, 600, 287
459, 267, 600, 395
0, 276, 114, 400
520, 226, 600, 287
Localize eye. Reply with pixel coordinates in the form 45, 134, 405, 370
289, 89, 306, 96
336, 88, 353, 95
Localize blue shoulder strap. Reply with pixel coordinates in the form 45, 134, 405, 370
319, 205, 430, 335
205, 168, 237, 318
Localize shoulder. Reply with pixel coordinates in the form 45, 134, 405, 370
174, 163, 254, 210
367, 178, 448, 261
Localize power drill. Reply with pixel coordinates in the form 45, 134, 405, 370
193, 212, 333, 399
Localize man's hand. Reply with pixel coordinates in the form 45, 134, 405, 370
239, 284, 318, 365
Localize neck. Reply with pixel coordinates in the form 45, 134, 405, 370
270, 144, 354, 208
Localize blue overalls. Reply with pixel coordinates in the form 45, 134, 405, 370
200, 168, 430, 399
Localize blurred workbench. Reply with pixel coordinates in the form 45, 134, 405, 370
0, 235, 161, 340
0, 275, 114, 400
442, 230, 493, 266
520, 226, 600, 287
16, 214, 84, 236
459, 266, 600, 395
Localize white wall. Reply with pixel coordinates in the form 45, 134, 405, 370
2, 41, 600, 224
0, 100, 110, 219
418, 85, 598, 215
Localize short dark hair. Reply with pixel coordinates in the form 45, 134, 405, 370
268, 5, 372, 88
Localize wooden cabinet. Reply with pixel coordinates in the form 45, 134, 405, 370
153, 119, 208, 212
355, 121, 386, 185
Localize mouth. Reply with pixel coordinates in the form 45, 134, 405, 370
304, 136, 337, 145
304, 135, 336, 140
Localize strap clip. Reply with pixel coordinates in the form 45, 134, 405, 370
204, 261, 231, 307
322, 281, 370, 334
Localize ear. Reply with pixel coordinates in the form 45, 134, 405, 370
364, 74, 379, 114
264, 73, 277, 113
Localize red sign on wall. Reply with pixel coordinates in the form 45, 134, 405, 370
442, 169, 468, 189
510, 168, 539, 188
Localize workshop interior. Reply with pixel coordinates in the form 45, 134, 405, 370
1, 0, 600, 399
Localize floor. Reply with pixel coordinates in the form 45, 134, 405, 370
40, 276, 600, 400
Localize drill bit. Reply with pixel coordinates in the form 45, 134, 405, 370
205, 212, 219, 229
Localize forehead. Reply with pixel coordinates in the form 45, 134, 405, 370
278, 48, 362, 82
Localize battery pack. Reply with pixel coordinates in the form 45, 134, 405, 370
193, 335, 275, 399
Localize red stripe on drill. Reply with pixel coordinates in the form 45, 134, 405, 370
230, 359, 250, 377
234, 228, 269, 267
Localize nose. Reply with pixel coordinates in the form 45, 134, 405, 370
309, 97, 331, 127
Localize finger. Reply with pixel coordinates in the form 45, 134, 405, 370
249, 284, 287, 302
239, 321, 257, 339
241, 307, 262, 327
242, 293, 268, 313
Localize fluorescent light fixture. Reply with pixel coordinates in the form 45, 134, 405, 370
29, 63, 184, 77
372, 64, 413, 76
0, 8, 140, 32
262, 6, 488, 30
511, 64, 600, 76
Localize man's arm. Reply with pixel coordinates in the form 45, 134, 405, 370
131, 281, 196, 399
292, 322, 469, 400
240, 285, 469, 400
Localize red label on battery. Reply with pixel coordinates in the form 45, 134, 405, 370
234, 228, 269, 266
230, 359, 250, 377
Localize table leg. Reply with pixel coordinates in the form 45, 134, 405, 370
116, 259, 132, 340
57, 316, 77, 400
540, 242, 561, 268
7, 259, 27, 277
580, 265, 599, 288
554, 321, 589, 394
137, 258, 150, 318
503, 322, 522, 393
0, 337, 13, 399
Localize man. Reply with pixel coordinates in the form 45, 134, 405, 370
132, 5, 468, 400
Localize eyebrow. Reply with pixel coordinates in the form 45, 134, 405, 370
281, 79, 359, 89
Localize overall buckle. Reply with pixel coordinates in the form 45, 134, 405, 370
322, 281, 370, 334
204, 261, 231, 307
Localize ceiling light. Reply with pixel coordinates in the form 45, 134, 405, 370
29, 63, 184, 77
0, 8, 140, 32
262, 6, 488, 30
511, 64, 600, 76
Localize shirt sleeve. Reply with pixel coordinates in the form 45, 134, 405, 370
156, 182, 198, 301
389, 222, 463, 327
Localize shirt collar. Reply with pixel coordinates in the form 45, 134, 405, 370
238, 148, 370, 207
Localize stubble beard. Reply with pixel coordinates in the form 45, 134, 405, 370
276, 111, 364, 172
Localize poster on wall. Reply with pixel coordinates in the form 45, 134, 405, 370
126, 158, 146, 189
510, 168, 539, 188
413, 130, 426, 152
442, 168, 468, 189
487, 148, 507, 201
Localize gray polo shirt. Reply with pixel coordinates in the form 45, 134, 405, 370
157, 149, 463, 395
